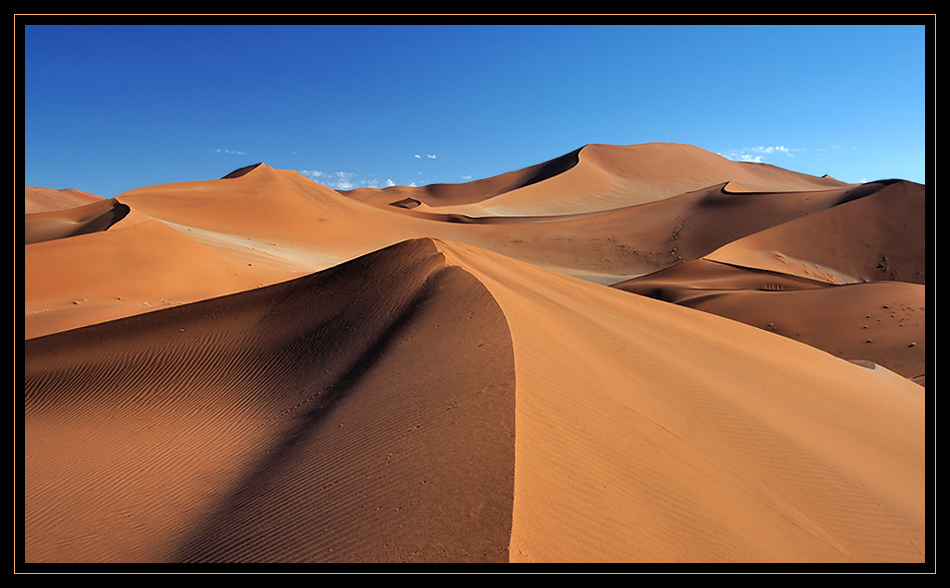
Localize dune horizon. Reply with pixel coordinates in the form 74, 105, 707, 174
21, 142, 930, 566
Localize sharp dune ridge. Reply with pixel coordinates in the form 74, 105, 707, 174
23, 197, 130, 245
24, 186, 104, 214
21, 142, 930, 566
26, 238, 516, 563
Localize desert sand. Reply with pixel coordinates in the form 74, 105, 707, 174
21, 142, 929, 566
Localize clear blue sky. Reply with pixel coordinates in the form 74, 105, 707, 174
21, 21, 930, 198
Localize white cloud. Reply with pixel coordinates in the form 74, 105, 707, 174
427, 154, 437, 159
299, 170, 361, 190
213, 148, 247, 155
331, 171, 357, 190
719, 145, 798, 163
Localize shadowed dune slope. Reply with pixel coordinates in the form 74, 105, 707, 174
24, 152, 874, 340
25, 186, 103, 214
22, 141, 929, 566
343, 143, 852, 217
342, 147, 584, 208
433, 239, 924, 563
23, 218, 294, 340
24, 238, 516, 564
706, 180, 926, 285
614, 259, 926, 381
22, 237, 926, 564
24, 163, 426, 339
24, 198, 130, 245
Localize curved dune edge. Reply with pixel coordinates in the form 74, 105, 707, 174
24, 198, 130, 245
342, 143, 853, 218
433, 238, 924, 563
24, 161, 901, 341
22, 140, 928, 566
613, 259, 926, 381
25, 238, 517, 564
25, 186, 104, 214
705, 180, 926, 286
342, 147, 584, 209
22, 237, 927, 564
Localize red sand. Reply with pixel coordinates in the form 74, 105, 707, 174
21, 143, 930, 565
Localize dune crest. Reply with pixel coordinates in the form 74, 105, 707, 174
432, 238, 924, 563
24, 237, 925, 563
613, 259, 925, 380
25, 146, 911, 340
25, 186, 103, 214
705, 180, 926, 285
25, 238, 517, 563
24, 197, 130, 245
22, 142, 929, 565
356, 143, 852, 217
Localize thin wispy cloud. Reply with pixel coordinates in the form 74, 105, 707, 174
300, 170, 357, 190
719, 145, 798, 163
301, 151, 442, 190
213, 148, 247, 155
300, 170, 400, 190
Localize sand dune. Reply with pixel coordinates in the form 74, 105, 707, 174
437, 238, 925, 563
614, 259, 926, 382
25, 238, 516, 563
21, 143, 930, 566
23, 237, 926, 564
705, 179, 926, 285
25, 186, 103, 214
24, 153, 901, 340
24, 197, 130, 245
343, 146, 585, 209
344, 143, 850, 217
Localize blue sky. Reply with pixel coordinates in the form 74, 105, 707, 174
22, 21, 929, 198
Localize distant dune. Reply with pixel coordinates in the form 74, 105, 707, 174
25, 186, 103, 214
21, 143, 930, 566
613, 260, 925, 383
24, 197, 130, 245
343, 143, 849, 217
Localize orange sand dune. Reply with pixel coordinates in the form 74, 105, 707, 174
25, 239, 516, 563
21, 142, 930, 566
23, 155, 895, 339
342, 143, 851, 217
343, 146, 584, 208
24, 218, 295, 339
25, 186, 103, 214
24, 238, 925, 564
24, 197, 130, 245
706, 179, 927, 285
614, 259, 926, 382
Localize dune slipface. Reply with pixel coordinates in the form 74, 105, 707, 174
23, 143, 877, 340
22, 142, 929, 566
435, 239, 925, 563
24, 197, 130, 245
25, 186, 104, 214
24, 238, 516, 563
613, 260, 926, 382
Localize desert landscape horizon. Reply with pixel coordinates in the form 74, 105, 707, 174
21, 141, 931, 567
